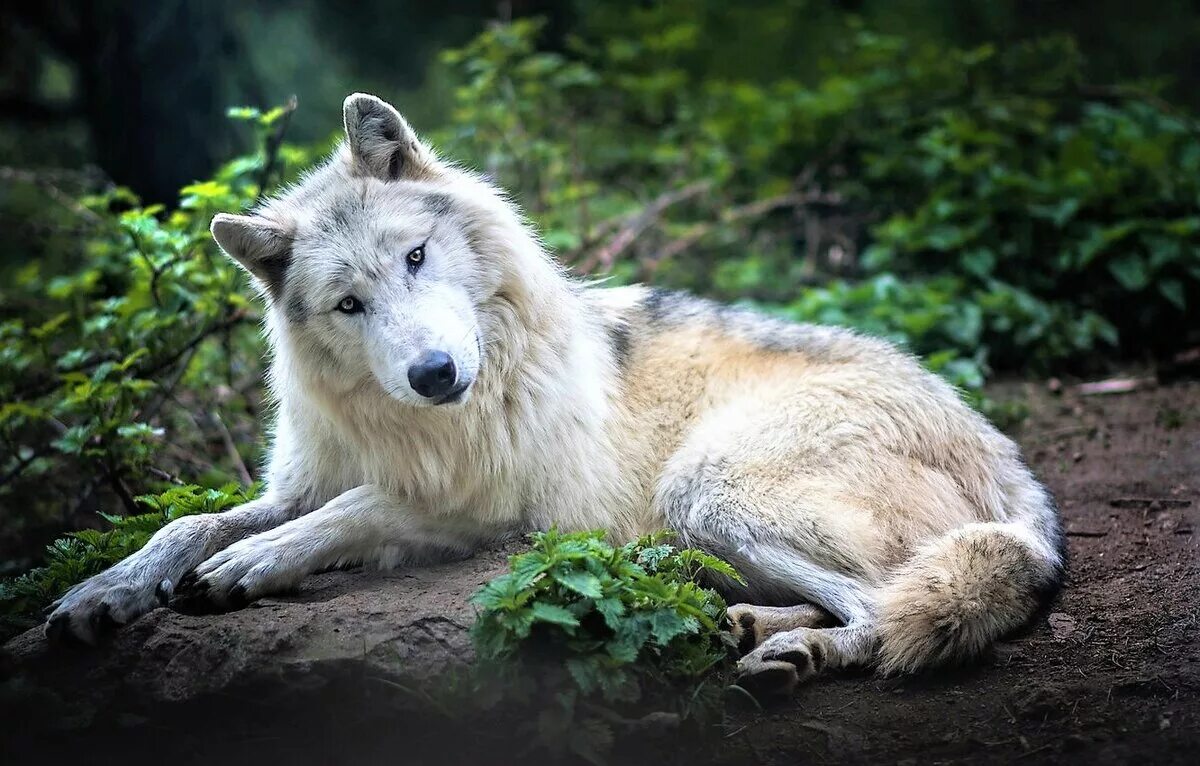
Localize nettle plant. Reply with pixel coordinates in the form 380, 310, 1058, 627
471, 529, 741, 761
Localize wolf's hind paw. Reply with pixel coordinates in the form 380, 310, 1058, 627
734, 632, 828, 701
726, 605, 764, 655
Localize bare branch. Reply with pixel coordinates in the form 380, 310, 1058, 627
644, 188, 843, 276
578, 180, 713, 274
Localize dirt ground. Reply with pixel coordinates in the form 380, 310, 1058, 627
709, 377, 1199, 765
5, 377, 1198, 765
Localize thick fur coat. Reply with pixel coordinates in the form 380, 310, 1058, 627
45, 94, 1065, 696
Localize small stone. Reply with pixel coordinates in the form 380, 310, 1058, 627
1048, 612, 1076, 641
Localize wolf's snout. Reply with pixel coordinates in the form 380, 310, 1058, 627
407, 350, 458, 399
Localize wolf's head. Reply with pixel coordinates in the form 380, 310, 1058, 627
210, 94, 545, 408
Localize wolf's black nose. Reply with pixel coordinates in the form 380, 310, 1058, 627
408, 351, 457, 399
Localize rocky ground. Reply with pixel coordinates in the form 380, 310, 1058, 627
2, 378, 1197, 765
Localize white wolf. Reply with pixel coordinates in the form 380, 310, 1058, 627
45, 94, 1064, 697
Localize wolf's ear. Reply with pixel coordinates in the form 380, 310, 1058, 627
210, 213, 292, 296
342, 93, 433, 181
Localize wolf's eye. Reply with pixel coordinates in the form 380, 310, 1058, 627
336, 296, 364, 314
406, 245, 425, 272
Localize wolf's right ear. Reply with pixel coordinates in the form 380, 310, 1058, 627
210, 213, 292, 296
342, 93, 434, 181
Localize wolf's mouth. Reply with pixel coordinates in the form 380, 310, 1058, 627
435, 381, 471, 405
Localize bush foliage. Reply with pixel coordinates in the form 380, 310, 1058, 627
0, 18, 1197, 631
471, 528, 739, 761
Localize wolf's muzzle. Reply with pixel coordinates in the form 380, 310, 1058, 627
408, 350, 458, 400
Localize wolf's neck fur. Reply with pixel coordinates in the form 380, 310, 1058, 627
265, 199, 643, 539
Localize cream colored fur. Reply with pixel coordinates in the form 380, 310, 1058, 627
45, 95, 1064, 697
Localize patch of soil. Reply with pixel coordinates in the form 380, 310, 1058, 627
3, 379, 1197, 765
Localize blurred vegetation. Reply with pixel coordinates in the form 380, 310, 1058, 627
0, 3, 1198, 620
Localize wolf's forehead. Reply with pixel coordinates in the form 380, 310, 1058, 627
304, 186, 453, 237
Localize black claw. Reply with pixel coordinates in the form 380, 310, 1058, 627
736, 613, 758, 656
170, 575, 238, 616
176, 571, 200, 591
170, 572, 211, 614
227, 584, 248, 609
45, 613, 68, 644
155, 579, 173, 606
765, 649, 814, 674
89, 601, 121, 635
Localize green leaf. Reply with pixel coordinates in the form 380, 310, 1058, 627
553, 570, 603, 599
530, 602, 581, 629
1108, 254, 1150, 291
1159, 279, 1186, 310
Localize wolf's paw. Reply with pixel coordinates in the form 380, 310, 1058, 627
726, 603, 837, 656
726, 604, 766, 655
170, 535, 301, 615
44, 566, 169, 646
734, 631, 829, 701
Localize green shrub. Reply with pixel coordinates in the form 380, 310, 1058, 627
437, 21, 1198, 378
470, 528, 740, 762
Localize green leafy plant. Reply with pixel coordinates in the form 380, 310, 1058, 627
0, 482, 257, 638
470, 528, 741, 761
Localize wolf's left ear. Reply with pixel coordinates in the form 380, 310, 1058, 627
342, 93, 434, 181
210, 213, 293, 296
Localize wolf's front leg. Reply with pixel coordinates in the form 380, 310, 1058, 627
45, 496, 303, 644
170, 485, 478, 614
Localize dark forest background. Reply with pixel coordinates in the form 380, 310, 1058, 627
4, 1, 1200, 202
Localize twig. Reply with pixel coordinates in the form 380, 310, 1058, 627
210, 410, 253, 486
13, 309, 251, 403
255, 96, 298, 199
139, 345, 200, 423
1072, 377, 1156, 396
578, 180, 713, 273
147, 466, 184, 485
0, 447, 49, 489
644, 189, 842, 276
0, 165, 104, 224
104, 463, 140, 515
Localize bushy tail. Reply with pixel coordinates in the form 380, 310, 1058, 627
875, 521, 1064, 675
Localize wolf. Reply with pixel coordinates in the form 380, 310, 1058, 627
44, 93, 1064, 697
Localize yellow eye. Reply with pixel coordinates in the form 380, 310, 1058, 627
406, 245, 425, 268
